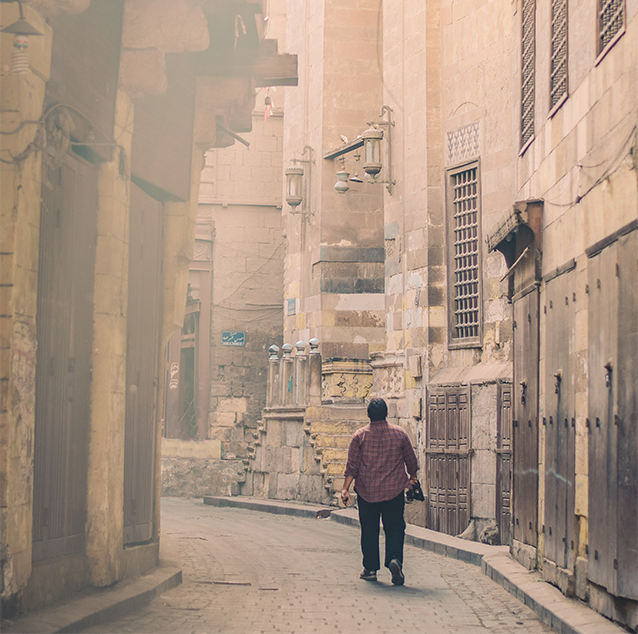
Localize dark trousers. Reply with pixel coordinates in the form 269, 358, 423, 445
357, 492, 406, 571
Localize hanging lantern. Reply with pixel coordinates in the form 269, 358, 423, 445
1, 17, 43, 76
361, 128, 383, 176
334, 170, 350, 194
285, 164, 304, 208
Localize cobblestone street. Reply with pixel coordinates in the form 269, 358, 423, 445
83, 498, 553, 634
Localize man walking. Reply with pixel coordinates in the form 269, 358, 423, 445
340, 398, 419, 585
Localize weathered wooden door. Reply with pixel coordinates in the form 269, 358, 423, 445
587, 227, 638, 600
122, 184, 163, 545
512, 286, 539, 548
496, 382, 513, 545
543, 268, 576, 571
426, 388, 470, 536
32, 152, 98, 561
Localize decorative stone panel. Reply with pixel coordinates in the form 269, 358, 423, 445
446, 121, 480, 167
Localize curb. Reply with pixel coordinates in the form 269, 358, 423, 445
2, 566, 181, 634
330, 508, 624, 634
203, 495, 332, 518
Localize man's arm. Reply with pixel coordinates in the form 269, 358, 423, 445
341, 475, 354, 504
341, 434, 361, 504
403, 434, 419, 486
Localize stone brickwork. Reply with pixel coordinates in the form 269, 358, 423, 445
282, 0, 386, 362
244, 404, 369, 505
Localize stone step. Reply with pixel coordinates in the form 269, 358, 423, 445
310, 420, 366, 434
320, 447, 348, 462
313, 434, 353, 448
324, 461, 347, 476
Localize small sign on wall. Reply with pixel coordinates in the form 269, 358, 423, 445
221, 331, 246, 347
287, 298, 296, 316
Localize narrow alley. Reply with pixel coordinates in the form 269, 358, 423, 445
83, 498, 553, 634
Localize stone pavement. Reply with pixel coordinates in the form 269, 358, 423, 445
3, 496, 624, 634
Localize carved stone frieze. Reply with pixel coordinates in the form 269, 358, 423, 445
321, 359, 373, 401
370, 352, 405, 398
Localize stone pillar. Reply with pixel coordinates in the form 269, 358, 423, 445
294, 340, 308, 406
308, 338, 322, 406
86, 89, 135, 586
267, 345, 280, 407
0, 3, 51, 601
280, 343, 294, 407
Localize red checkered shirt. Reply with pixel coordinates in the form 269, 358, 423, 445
344, 420, 419, 503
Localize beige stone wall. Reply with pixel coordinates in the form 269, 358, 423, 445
0, 3, 52, 600
375, 0, 517, 533
514, 0, 638, 605
198, 100, 285, 459
283, 0, 385, 362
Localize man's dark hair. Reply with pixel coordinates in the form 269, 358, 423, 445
367, 398, 388, 421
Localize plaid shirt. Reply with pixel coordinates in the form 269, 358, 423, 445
344, 420, 419, 503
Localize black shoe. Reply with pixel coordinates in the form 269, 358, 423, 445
359, 568, 377, 581
389, 559, 404, 585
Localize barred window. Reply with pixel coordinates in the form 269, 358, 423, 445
521, 0, 535, 147
598, 0, 624, 53
550, 0, 568, 110
449, 165, 482, 345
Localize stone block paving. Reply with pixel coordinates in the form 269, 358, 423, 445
82, 498, 554, 634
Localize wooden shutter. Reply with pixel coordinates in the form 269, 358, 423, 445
122, 184, 164, 545
32, 152, 98, 561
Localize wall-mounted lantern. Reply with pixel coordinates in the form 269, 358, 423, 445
285, 145, 314, 214
285, 164, 304, 208
334, 162, 350, 194
361, 128, 383, 176
322, 105, 396, 195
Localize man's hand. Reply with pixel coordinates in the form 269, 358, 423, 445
341, 489, 351, 505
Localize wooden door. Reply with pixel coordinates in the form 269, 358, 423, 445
122, 184, 163, 545
32, 152, 98, 561
512, 287, 539, 547
496, 382, 513, 545
588, 229, 638, 600
426, 388, 471, 536
543, 270, 576, 570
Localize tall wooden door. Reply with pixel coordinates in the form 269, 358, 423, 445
426, 388, 471, 536
122, 184, 163, 545
496, 382, 513, 546
587, 228, 638, 600
512, 286, 539, 548
543, 269, 576, 571
32, 152, 98, 561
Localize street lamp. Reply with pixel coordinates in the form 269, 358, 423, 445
0, 0, 43, 76
285, 145, 314, 214
361, 128, 383, 177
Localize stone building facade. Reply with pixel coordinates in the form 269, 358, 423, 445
260, 0, 637, 629
0, 0, 295, 615
161, 0, 289, 497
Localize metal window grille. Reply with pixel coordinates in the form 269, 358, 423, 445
521, 0, 535, 147
550, 0, 568, 109
451, 167, 480, 341
599, 0, 624, 52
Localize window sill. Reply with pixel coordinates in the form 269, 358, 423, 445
595, 26, 625, 67
448, 339, 483, 351
548, 92, 568, 120
519, 134, 535, 157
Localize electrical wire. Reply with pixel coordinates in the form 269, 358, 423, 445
542, 123, 637, 209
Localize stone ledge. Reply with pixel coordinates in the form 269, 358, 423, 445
203, 495, 330, 519
2, 565, 182, 634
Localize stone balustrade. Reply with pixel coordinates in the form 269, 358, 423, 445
266, 338, 322, 408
